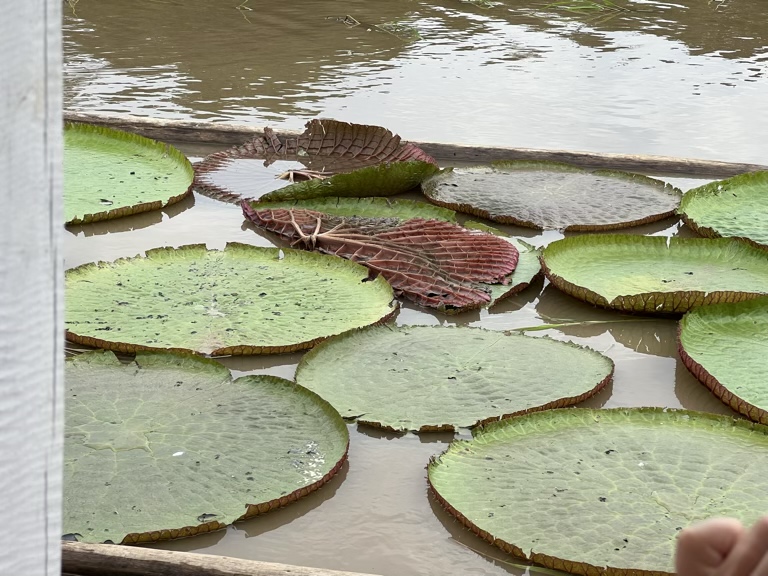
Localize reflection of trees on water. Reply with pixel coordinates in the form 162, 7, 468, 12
497, 0, 768, 61
64, 0, 765, 120
64, 0, 496, 118
535, 284, 678, 358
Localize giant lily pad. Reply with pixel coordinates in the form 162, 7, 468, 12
421, 161, 681, 231
249, 196, 457, 222
428, 408, 768, 575
295, 325, 613, 432
64, 123, 194, 225
541, 235, 768, 314
194, 119, 438, 202
679, 171, 768, 249
65, 243, 397, 355
64, 350, 348, 544
242, 205, 519, 312
678, 297, 768, 424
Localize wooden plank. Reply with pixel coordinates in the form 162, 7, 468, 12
0, 1, 63, 575
63, 111, 768, 178
62, 542, 381, 576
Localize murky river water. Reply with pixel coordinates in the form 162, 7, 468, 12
63, 1, 767, 574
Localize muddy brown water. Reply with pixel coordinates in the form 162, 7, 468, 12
63, 2, 766, 574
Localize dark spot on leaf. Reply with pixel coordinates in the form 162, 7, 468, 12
599, 497, 607, 502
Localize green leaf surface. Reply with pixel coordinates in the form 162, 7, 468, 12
679, 171, 768, 248
64, 123, 194, 225
679, 297, 768, 424
64, 351, 348, 544
542, 235, 768, 314
295, 325, 613, 432
422, 161, 681, 231
464, 221, 543, 304
260, 161, 439, 201
428, 408, 768, 575
65, 243, 397, 355
249, 196, 457, 222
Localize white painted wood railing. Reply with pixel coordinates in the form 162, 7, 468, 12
0, 1, 63, 574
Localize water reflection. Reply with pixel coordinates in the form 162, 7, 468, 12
64, 0, 768, 162
674, 358, 737, 416
535, 283, 678, 357
427, 492, 531, 576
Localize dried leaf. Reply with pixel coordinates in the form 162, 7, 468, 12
242, 204, 519, 312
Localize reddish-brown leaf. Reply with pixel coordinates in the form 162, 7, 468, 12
195, 119, 437, 202
242, 204, 519, 312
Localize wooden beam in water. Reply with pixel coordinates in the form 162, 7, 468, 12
64, 111, 767, 178
62, 541, 382, 576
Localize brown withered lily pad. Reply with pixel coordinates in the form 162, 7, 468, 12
194, 119, 437, 203
242, 204, 519, 313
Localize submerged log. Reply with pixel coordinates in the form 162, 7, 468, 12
64, 111, 767, 178
62, 541, 381, 576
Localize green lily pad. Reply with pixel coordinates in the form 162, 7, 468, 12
428, 408, 768, 575
295, 325, 613, 432
542, 235, 768, 314
422, 161, 681, 231
64, 350, 348, 544
64, 123, 194, 225
679, 297, 768, 424
260, 161, 439, 202
249, 196, 457, 222
194, 119, 438, 203
65, 243, 397, 355
464, 221, 543, 304
679, 171, 768, 249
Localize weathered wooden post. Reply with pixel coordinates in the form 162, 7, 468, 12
0, 1, 63, 574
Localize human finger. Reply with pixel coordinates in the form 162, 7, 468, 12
675, 517, 745, 575
720, 516, 768, 576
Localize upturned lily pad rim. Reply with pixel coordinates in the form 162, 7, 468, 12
64, 350, 349, 544
259, 160, 440, 202
246, 195, 458, 222
428, 407, 768, 576
297, 324, 614, 433
422, 160, 682, 231
65, 242, 399, 357
679, 171, 768, 251
541, 234, 768, 315
64, 122, 194, 226
677, 298, 768, 425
